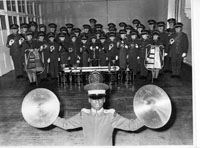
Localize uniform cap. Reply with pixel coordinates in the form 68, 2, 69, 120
141, 30, 149, 35
119, 22, 126, 27
37, 31, 46, 37
83, 24, 90, 29
125, 25, 133, 30
90, 35, 97, 39
174, 22, 183, 28
137, 23, 145, 29
152, 30, 160, 35
108, 23, 116, 28
95, 24, 103, 29
29, 21, 38, 27
70, 34, 76, 38
119, 29, 127, 34
48, 32, 55, 38
132, 19, 140, 24
108, 32, 116, 37
48, 23, 57, 28
58, 32, 66, 37
100, 34, 106, 39
60, 26, 67, 32
130, 30, 138, 35
157, 21, 165, 27
167, 18, 176, 23
66, 23, 74, 28
89, 18, 97, 24
73, 28, 81, 33
84, 82, 109, 99
10, 24, 19, 29
39, 24, 46, 29
148, 19, 156, 25
81, 35, 88, 40
108, 27, 117, 32
26, 31, 33, 36
20, 23, 29, 28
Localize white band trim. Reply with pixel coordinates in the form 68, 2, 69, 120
88, 90, 105, 95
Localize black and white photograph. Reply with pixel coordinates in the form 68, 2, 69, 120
0, 0, 199, 147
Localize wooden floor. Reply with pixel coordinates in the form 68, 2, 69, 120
0, 64, 193, 146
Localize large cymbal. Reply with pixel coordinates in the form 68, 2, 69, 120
21, 88, 60, 128
133, 85, 172, 129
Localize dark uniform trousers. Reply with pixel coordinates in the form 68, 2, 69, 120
169, 32, 188, 76
6, 34, 24, 77
53, 108, 143, 146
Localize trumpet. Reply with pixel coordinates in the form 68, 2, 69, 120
169, 38, 175, 45
9, 39, 15, 46
50, 46, 55, 52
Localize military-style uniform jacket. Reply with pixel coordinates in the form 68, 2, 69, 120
67, 41, 81, 66
118, 38, 129, 69
57, 40, 69, 65
105, 39, 118, 64
53, 108, 143, 146
169, 32, 188, 57
88, 42, 101, 59
79, 43, 89, 67
99, 41, 108, 66
127, 38, 139, 71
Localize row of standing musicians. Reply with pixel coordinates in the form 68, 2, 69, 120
6, 18, 189, 85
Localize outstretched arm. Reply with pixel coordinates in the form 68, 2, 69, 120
111, 112, 144, 131
53, 112, 82, 130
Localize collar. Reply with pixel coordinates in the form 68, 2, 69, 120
91, 108, 104, 116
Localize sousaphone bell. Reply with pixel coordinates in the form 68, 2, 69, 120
133, 84, 172, 129
21, 88, 60, 128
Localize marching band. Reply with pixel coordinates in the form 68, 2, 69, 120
6, 18, 189, 85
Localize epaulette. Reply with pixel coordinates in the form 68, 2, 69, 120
104, 109, 116, 114
81, 108, 90, 114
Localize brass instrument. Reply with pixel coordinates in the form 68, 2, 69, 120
133, 84, 172, 129
109, 43, 114, 50
19, 38, 24, 44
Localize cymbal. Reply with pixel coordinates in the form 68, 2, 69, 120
133, 85, 172, 129
21, 88, 60, 128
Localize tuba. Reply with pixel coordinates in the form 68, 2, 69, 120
109, 43, 114, 50
19, 38, 24, 44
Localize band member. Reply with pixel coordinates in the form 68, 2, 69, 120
28, 21, 38, 40
132, 19, 140, 31
57, 32, 69, 66
66, 23, 74, 38
80, 36, 89, 67
125, 25, 133, 40
138, 30, 152, 80
67, 34, 81, 66
22, 31, 44, 85
36, 31, 49, 81
53, 82, 144, 146
20, 23, 29, 37
169, 22, 188, 78
146, 30, 164, 81
6, 24, 24, 79
106, 32, 119, 66
99, 34, 108, 66
127, 30, 139, 80
89, 18, 97, 35
88, 35, 101, 66
165, 18, 176, 73
81, 24, 92, 39
47, 32, 59, 79
73, 28, 82, 46
39, 24, 46, 33
137, 24, 145, 39
147, 19, 156, 39
47, 23, 57, 41
118, 30, 129, 70
118, 22, 126, 30
157, 21, 169, 74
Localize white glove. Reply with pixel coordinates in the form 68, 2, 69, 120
115, 56, 118, 60
47, 58, 50, 63
126, 55, 129, 59
137, 56, 140, 59
58, 57, 60, 61
40, 45, 44, 51
106, 57, 108, 60
164, 53, 168, 56
182, 53, 186, 58
68, 57, 71, 61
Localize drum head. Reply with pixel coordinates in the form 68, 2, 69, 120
21, 88, 60, 128
133, 85, 172, 129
